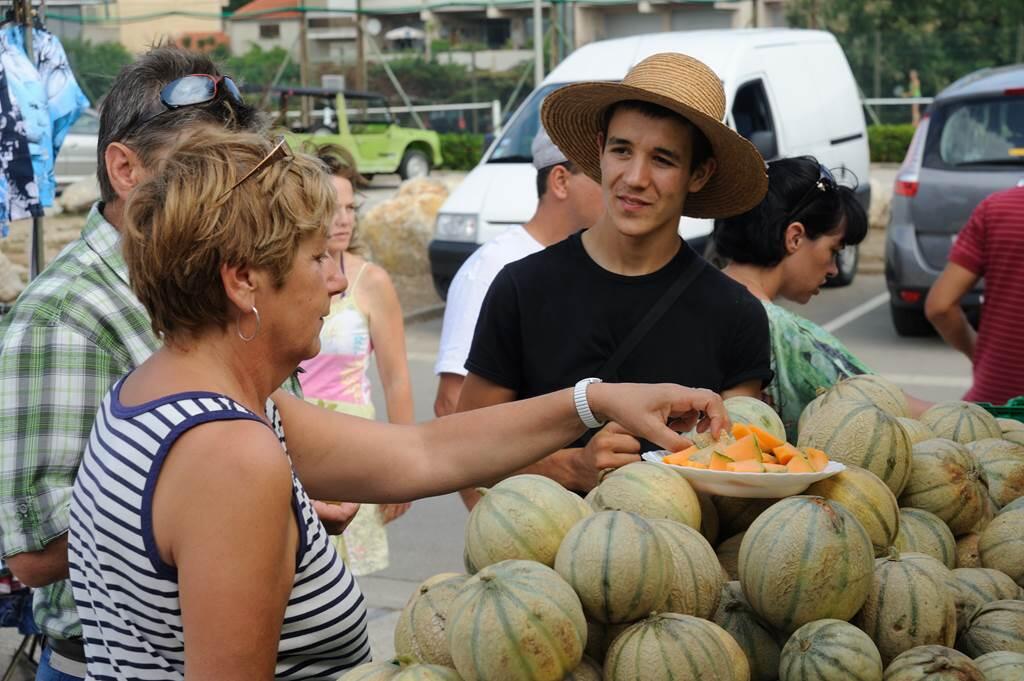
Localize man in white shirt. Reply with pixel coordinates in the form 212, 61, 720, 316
432, 126, 603, 417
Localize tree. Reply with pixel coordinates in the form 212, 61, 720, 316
63, 39, 133, 104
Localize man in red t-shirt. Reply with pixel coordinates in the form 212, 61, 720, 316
925, 186, 1024, 404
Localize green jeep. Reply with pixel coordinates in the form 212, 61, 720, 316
275, 87, 442, 179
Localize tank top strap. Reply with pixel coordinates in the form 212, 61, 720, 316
348, 261, 370, 296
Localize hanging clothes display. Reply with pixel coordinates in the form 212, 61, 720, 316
0, 52, 39, 237
0, 24, 88, 212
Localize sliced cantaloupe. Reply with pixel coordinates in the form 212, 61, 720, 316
709, 452, 734, 471
724, 434, 762, 462
683, 461, 709, 469
688, 445, 721, 465
773, 443, 803, 465
764, 463, 788, 473
662, 452, 689, 466
728, 459, 765, 473
803, 447, 829, 472
731, 423, 752, 440
747, 424, 785, 450
786, 454, 814, 473
761, 453, 778, 465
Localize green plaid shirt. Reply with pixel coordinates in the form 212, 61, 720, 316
0, 204, 302, 640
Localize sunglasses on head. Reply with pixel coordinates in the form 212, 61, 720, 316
785, 164, 837, 223
136, 74, 244, 127
219, 136, 293, 200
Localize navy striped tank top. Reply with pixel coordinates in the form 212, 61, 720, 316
68, 380, 371, 679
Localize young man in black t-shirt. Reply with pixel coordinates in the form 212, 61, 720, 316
456, 53, 772, 506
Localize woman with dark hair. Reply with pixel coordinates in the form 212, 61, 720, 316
714, 156, 928, 439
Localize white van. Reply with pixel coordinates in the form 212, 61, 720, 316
428, 28, 871, 297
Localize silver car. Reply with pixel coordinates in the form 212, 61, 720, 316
885, 65, 1024, 336
55, 108, 99, 189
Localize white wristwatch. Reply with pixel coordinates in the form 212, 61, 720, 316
574, 378, 606, 429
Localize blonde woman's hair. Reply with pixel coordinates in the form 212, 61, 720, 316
122, 127, 336, 344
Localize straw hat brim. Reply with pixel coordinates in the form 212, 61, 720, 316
541, 81, 768, 219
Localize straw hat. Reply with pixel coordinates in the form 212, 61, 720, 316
541, 52, 768, 219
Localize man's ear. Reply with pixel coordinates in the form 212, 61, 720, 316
220, 262, 259, 316
548, 165, 572, 200
687, 157, 717, 194
104, 142, 146, 201
785, 221, 807, 254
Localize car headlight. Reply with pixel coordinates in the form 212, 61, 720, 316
435, 213, 478, 242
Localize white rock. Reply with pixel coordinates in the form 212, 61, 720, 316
58, 176, 101, 214
361, 178, 449, 277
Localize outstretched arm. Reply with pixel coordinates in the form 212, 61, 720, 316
925, 262, 980, 361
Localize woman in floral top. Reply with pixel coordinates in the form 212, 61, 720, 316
712, 156, 930, 440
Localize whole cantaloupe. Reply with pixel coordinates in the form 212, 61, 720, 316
725, 395, 786, 442
554, 511, 672, 623
806, 465, 899, 557
955, 534, 982, 568
463, 474, 591, 571
882, 645, 984, 680
1000, 497, 1024, 515
824, 374, 910, 417
853, 550, 957, 666
979, 507, 1024, 586
711, 581, 781, 681
974, 651, 1024, 681
604, 613, 750, 681
798, 399, 913, 495
563, 656, 601, 681
894, 507, 956, 569
899, 438, 989, 535
779, 619, 883, 681
339, 662, 464, 681
921, 401, 1002, 444
897, 417, 937, 445
738, 496, 874, 633
589, 462, 700, 530
446, 560, 585, 681
649, 519, 723, 619
949, 567, 1022, 632
338, 662, 403, 681
394, 573, 469, 666
716, 532, 744, 581
957, 599, 1024, 656
966, 438, 1024, 508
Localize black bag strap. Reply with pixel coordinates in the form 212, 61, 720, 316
595, 256, 706, 381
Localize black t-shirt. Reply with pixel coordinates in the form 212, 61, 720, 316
466, 231, 772, 419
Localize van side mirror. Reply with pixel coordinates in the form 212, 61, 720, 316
749, 130, 778, 160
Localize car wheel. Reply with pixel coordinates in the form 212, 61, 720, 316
399, 149, 431, 180
824, 244, 858, 288
890, 303, 934, 337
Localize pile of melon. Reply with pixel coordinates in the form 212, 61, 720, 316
341, 385, 1024, 681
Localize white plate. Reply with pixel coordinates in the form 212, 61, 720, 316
641, 451, 846, 498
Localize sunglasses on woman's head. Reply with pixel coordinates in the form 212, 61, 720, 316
220, 136, 293, 199
785, 164, 837, 223
136, 74, 244, 128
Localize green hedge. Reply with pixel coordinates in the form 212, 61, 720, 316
440, 133, 485, 170
868, 124, 916, 163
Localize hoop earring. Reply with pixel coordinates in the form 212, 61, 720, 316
236, 306, 260, 342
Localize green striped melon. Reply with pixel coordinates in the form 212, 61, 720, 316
739, 496, 875, 633
950, 567, 1022, 632
825, 374, 910, 417
972, 493, 998, 534
979, 507, 1024, 586
650, 519, 724, 619
339, 662, 403, 681
554, 511, 672, 623
713, 496, 779, 537
340, 662, 465, 681
604, 613, 750, 681
956, 534, 981, 568
716, 532, 744, 581
564, 656, 601, 681
974, 651, 1024, 681
462, 547, 479, 575
897, 418, 937, 445
899, 439, 990, 535
725, 395, 786, 442
464, 474, 591, 570
966, 438, 1024, 508
711, 581, 782, 681
921, 402, 1002, 444
698, 492, 720, 545
1000, 497, 1024, 515
882, 646, 984, 680
894, 508, 957, 569
957, 599, 1024, 656
590, 462, 700, 529
853, 550, 957, 666
394, 573, 469, 666
798, 399, 913, 496
798, 391, 828, 439
999, 418, 1024, 433
806, 464, 900, 557
1004, 429, 1024, 446
447, 560, 585, 681
780, 618, 883, 681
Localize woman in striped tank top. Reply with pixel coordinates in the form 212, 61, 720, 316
68, 129, 731, 681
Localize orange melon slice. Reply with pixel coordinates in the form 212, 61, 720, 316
764, 463, 788, 473
683, 461, 709, 469
747, 424, 785, 450
662, 452, 689, 466
803, 447, 829, 472
786, 454, 814, 473
728, 459, 765, 473
709, 452, 734, 471
773, 443, 803, 465
724, 434, 762, 462
761, 453, 778, 465
731, 423, 752, 440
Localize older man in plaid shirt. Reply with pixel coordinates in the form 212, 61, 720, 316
0, 48, 353, 680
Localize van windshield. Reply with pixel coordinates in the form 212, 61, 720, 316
926, 95, 1024, 168
488, 83, 566, 164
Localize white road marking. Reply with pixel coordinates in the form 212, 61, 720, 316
821, 292, 890, 333
882, 373, 971, 389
